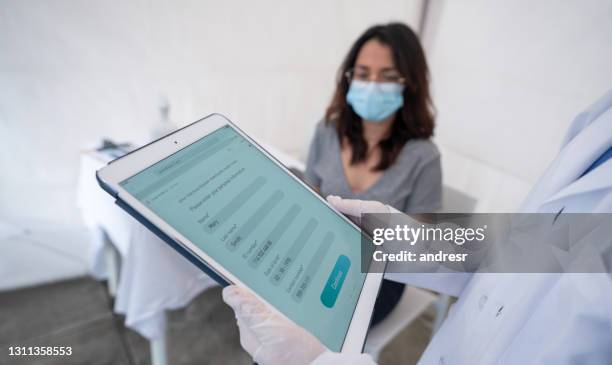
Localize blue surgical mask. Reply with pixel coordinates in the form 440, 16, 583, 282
346, 80, 404, 122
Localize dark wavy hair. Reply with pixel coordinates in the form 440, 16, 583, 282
325, 23, 435, 171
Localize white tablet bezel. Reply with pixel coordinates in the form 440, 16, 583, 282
97, 113, 384, 353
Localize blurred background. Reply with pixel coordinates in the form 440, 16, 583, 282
1, 0, 611, 364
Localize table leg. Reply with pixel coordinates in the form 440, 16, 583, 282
102, 231, 120, 298
150, 329, 168, 365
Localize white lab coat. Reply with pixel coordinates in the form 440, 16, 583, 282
314, 90, 612, 365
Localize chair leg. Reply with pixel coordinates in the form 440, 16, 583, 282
432, 294, 450, 335
369, 349, 381, 362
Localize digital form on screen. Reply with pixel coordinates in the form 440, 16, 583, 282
119, 125, 367, 351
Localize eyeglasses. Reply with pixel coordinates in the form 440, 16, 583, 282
345, 67, 406, 84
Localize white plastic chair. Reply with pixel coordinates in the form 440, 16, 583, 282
363, 184, 477, 358
363, 286, 436, 360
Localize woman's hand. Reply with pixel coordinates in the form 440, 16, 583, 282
222, 285, 327, 365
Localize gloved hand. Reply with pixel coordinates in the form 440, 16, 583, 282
222, 285, 327, 365
326, 195, 397, 215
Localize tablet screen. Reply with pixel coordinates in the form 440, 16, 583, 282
119, 125, 367, 351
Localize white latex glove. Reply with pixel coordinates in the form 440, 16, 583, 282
222, 285, 327, 365
326, 195, 396, 216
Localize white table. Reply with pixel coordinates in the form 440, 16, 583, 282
77, 143, 304, 365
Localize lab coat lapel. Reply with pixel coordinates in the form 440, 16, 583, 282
542, 160, 612, 207
538, 108, 612, 209
520, 90, 612, 212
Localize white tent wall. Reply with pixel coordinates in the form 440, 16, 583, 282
0, 0, 422, 228
423, 0, 612, 212
0, 1, 423, 289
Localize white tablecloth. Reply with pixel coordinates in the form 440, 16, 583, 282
77, 143, 304, 340
77, 152, 133, 274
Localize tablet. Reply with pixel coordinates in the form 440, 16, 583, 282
96, 113, 384, 353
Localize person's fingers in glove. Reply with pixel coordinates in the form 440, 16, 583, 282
223, 285, 271, 326
326, 195, 394, 216
223, 285, 264, 354
223, 285, 327, 365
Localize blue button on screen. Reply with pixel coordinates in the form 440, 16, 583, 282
321, 255, 351, 308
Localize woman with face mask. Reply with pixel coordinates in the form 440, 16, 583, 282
303, 23, 441, 325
